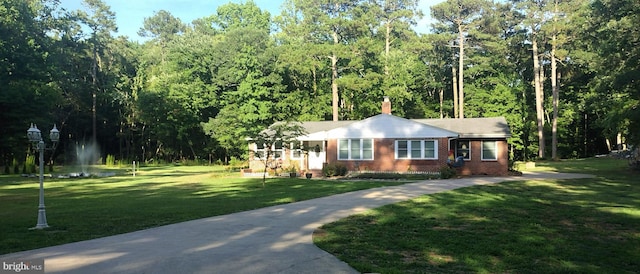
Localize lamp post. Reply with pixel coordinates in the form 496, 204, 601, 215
27, 123, 60, 229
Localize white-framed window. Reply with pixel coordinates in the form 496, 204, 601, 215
456, 140, 471, 160
255, 143, 266, 159
481, 140, 498, 160
395, 140, 438, 159
338, 139, 373, 160
255, 141, 283, 159
290, 141, 302, 159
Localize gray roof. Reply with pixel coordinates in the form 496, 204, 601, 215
298, 116, 511, 139
415, 117, 512, 138
299, 121, 357, 134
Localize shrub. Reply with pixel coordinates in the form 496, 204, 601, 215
508, 159, 517, 171
106, 154, 116, 167
25, 155, 36, 174
323, 163, 348, 177
13, 158, 19, 174
349, 172, 440, 180
439, 165, 456, 179
229, 157, 248, 169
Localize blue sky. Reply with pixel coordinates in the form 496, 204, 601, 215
60, 0, 443, 41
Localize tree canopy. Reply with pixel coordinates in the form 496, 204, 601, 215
1, 0, 637, 168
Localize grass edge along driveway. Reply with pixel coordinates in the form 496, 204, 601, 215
313, 158, 640, 273
0, 165, 410, 255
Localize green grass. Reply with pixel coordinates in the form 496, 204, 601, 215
0, 165, 406, 255
314, 158, 640, 273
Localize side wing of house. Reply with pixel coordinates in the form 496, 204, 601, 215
418, 117, 512, 176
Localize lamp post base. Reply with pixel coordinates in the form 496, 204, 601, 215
30, 208, 49, 230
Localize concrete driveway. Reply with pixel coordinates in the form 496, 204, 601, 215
0, 172, 593, 273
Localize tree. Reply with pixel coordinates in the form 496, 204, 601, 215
545, 0, 584, 159
512, 0, 547, 158
211, 0, 271, 32
361, 0, 423, 118
75, 0, 117, 144
368, 0, 422, 76
431, 0, 486, 119
251, 121, 306, 187
280, 0, 366, 121
585, 0, 640, 147
199, 2, 284, 161
138, 10, 186, 51
0, 0, 63, 165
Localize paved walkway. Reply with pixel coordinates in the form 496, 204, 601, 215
0, 172, 593, 273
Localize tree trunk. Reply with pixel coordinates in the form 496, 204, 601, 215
91, 44, 98, 144
331, 53, 339, 121
551, 41, 559, 160
533, 37, 545, 158
384, 20, 391, 76
439, 88, 444, 119
551, 0, 560, 160
312, 65, 317, 96
452, 65, 458, 118
331, 30, 339, 122
458, 23, 465, 119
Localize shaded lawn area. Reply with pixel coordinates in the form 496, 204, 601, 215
314, 158, 640, 273
0, 165, 407, 255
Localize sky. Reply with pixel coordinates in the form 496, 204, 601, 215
60, 0, 444, 42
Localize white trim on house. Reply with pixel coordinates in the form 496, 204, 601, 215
481, 140, 498, 161
395, 139, 438, 160
338, 138, 374, 160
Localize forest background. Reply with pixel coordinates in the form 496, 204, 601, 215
1, 0, 638, 167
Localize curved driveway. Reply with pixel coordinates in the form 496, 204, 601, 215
0, 172, 593, 273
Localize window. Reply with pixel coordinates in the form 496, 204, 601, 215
290, 142, 302, 159
338, 139, 374, 160
411, 140, 422, 158
255, 142, 283, 159
456, 140, 470, 160
362, 139, 373, 159
255, 143, 265, 159
339, 140, 349, 159
395, 140, 438, 159
397, 140, 408, 158
274, 141, 283, 159
482, 141, 497, 160
424, 141, 436, 158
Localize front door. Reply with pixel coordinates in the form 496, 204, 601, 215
307, 141, 325, 170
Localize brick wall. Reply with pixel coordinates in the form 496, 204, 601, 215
250, 138, 510, 176
454, 139, 509, 176
327, 138, 450, 173
327, 138, 509, 176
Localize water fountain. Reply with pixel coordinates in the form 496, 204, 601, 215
70, 142, 100, 178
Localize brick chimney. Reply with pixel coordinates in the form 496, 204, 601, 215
382, 96, 391, 115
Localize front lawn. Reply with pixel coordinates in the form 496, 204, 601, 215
314, 158, 640, 273
0, 165, 406, 255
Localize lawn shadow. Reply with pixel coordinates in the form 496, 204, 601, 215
315, 172, 640, 273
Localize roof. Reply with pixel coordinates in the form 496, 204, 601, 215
300, 121, 356, 134
274, 115, 511, 141
325, 114, 459, 139
415, 117, 512, 138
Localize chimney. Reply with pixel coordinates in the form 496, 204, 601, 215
382, 96, 391, 115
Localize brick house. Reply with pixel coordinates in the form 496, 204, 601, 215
248, 98, 512, 176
